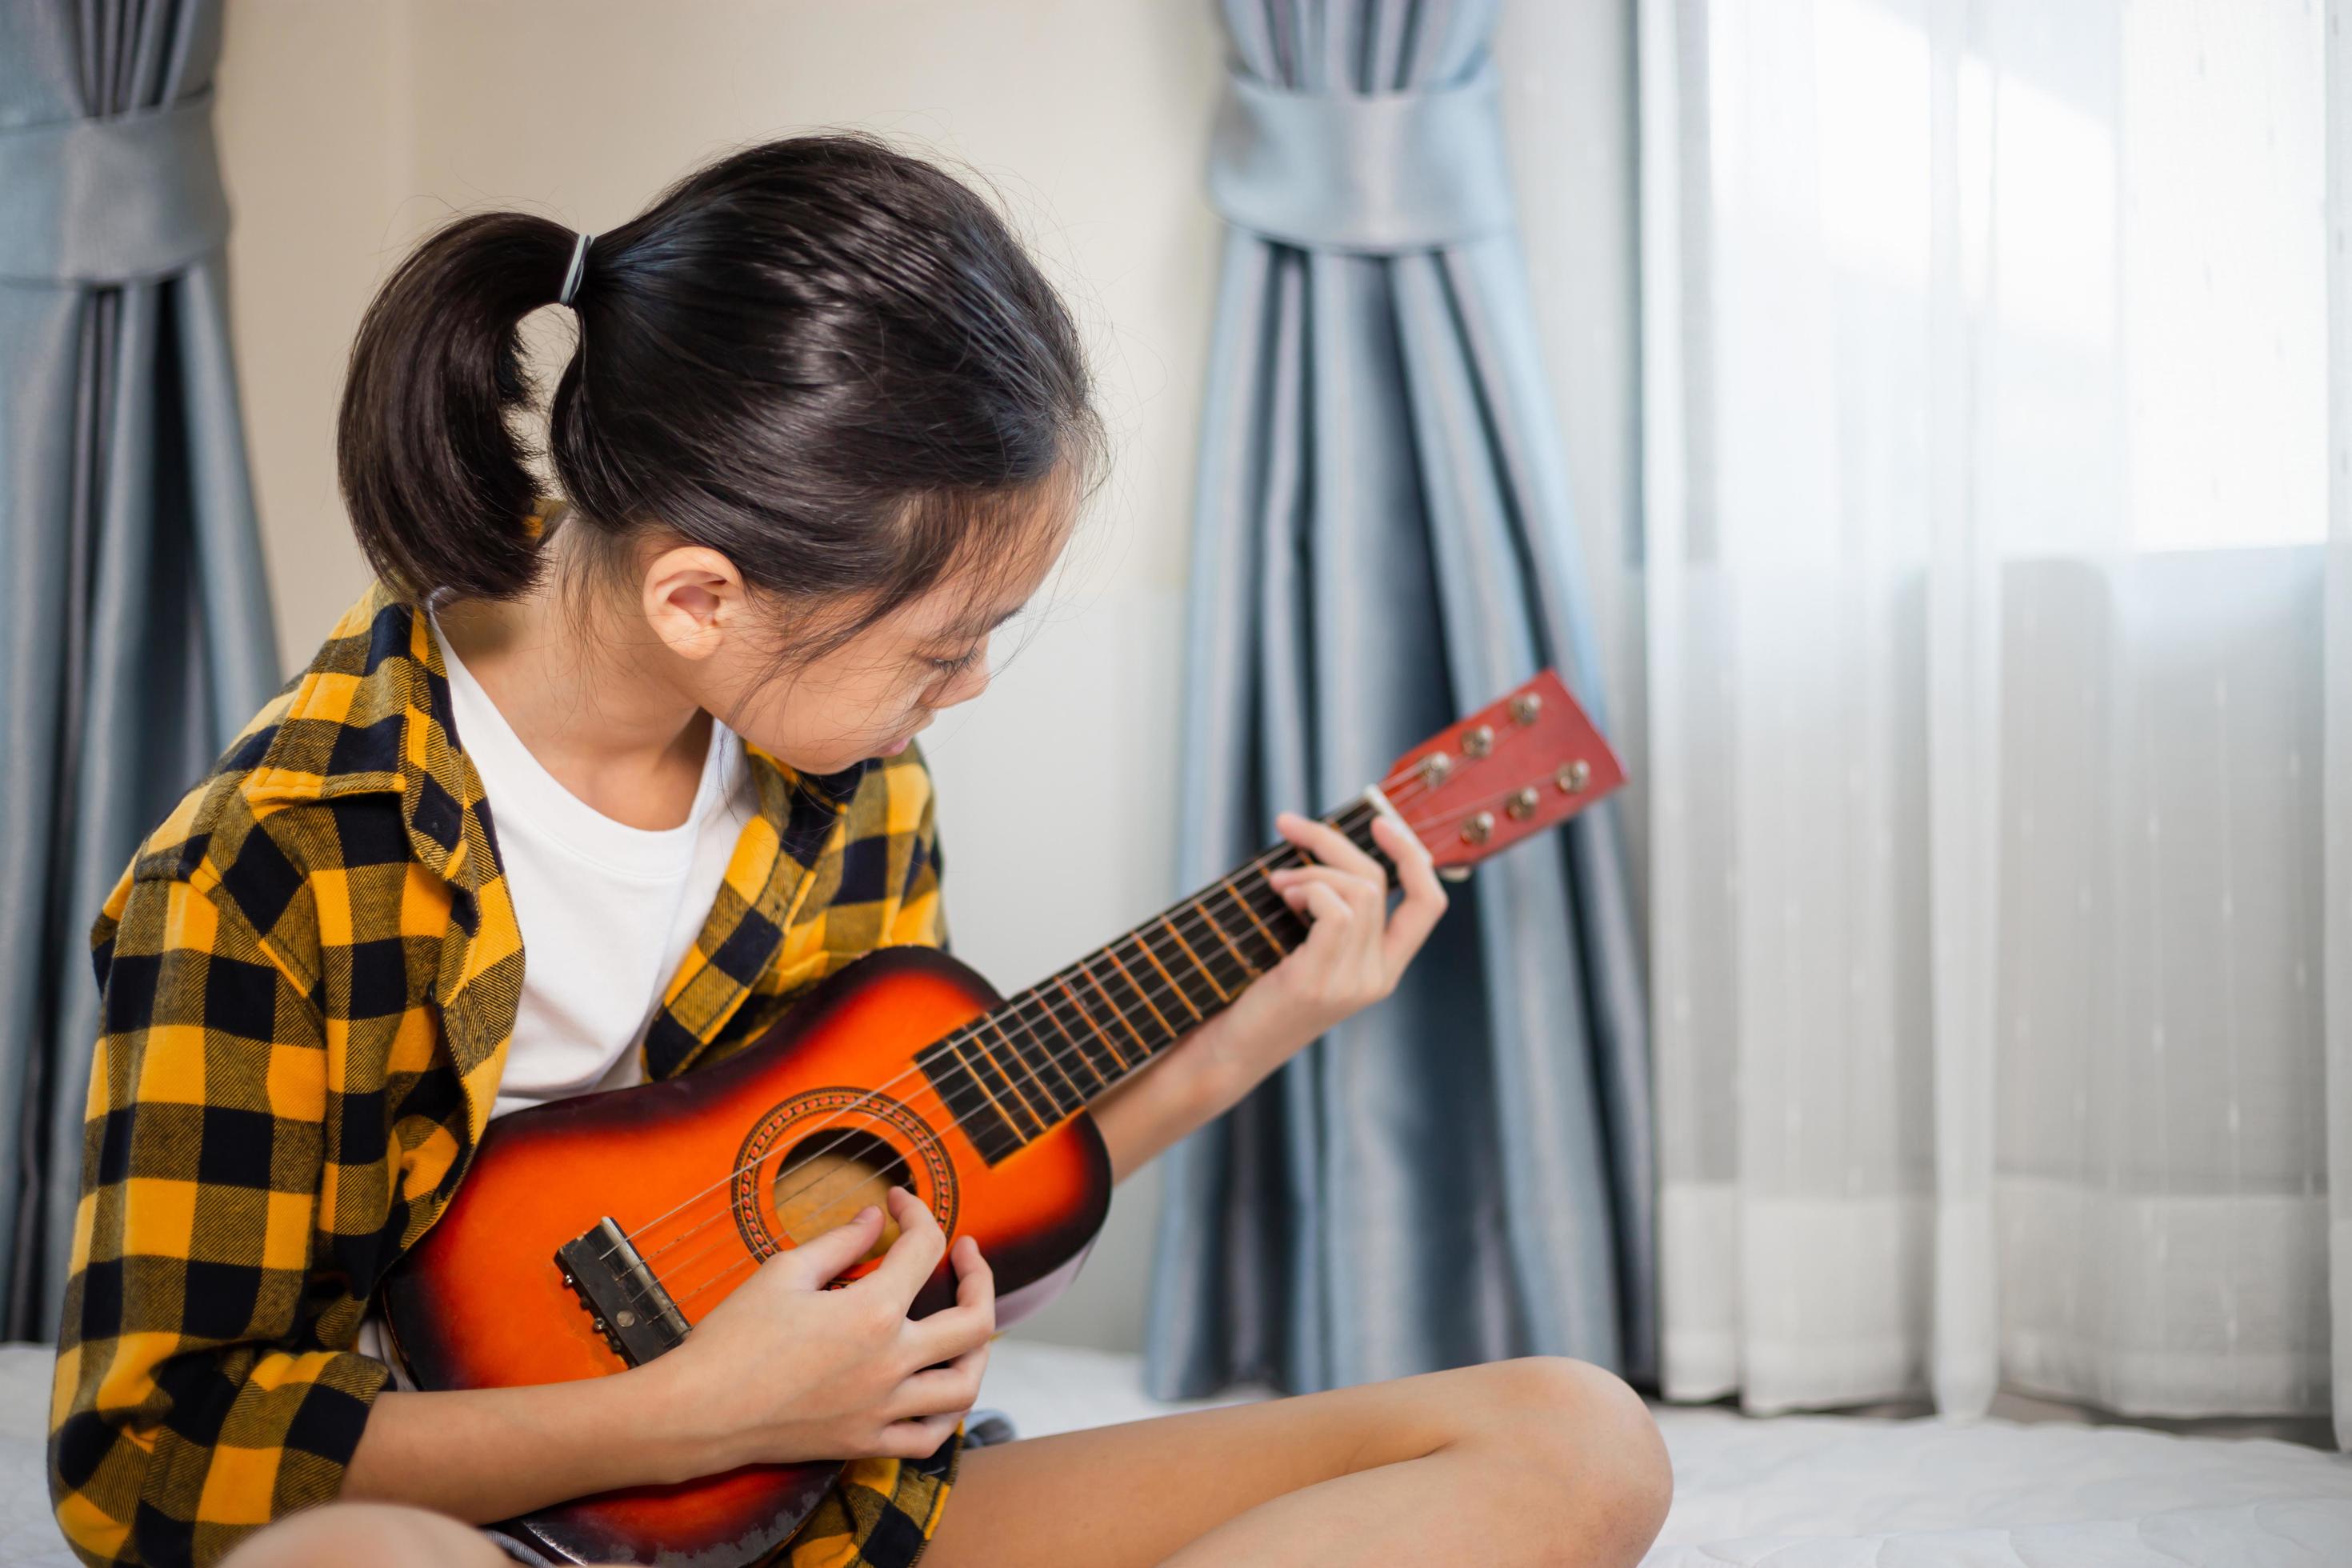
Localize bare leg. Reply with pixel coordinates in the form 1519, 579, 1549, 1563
217, 1357, 1669, 1568
218, 1501, 514, 1568
925, 1356, 1671, 1568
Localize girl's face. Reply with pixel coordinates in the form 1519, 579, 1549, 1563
644, 496, 1075, 778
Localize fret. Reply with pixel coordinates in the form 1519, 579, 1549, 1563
988, 1015, 1082, 1118
942, 1034, 1024, 1136
1221, 871, 1296, 961
939, 794, 1416, 1166
992, 1006, 1077, 1114
1054, 975, 1128, 1072
1135, 920, 1209, 1018
1186, 904, 1256, 987
1239, 863, 1310, 954
1030, 1014, 1094, 1106
962, 1022, 1050, 1135
1074, 957, 1158, 1058
1102, 941, 1180, 1039
1030, 982, 1117, 1089
1152, 921, 1232, 1006
917, 1038, 1022, 1162
1146, 911, 1235, 1010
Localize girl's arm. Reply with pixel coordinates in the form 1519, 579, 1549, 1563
1088, 1031, 1242, 1186
50, 870, 398, 1568
1090, 811, 1447, 1186
341, 1184, 993, 1526
339, 1372, 706, 1522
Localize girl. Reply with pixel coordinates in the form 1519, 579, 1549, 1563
48, 133, 1670, 1568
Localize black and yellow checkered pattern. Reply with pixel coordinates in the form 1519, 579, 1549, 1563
48, 563, 959, 1568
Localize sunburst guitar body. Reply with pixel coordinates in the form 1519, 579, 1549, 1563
379, 669, 1626, 1565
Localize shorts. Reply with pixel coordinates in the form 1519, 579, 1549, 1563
773, 1417, 967, 1567
486, 1418, 973, 1568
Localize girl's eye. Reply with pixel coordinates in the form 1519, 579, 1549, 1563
926, 648, 982, 677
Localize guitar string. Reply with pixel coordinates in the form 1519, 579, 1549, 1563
601, 797, 1390, 1310
638, 823, 1357, 1313
625, 744, 1484, 1264
586, 732, 1562, 1326
725, 714, 1569, 1246
686, 724, 1580, 1298
589, 734, 1562, 1330
588, 785, 1420, 1326
586, 726, 1562, 1324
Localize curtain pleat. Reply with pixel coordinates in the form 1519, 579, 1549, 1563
1145, 0, 1655, 1398
1645, 0, 2343, 1434
0, 0, 278, 1341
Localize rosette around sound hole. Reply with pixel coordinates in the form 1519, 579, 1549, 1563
730, 1086, 959, 1264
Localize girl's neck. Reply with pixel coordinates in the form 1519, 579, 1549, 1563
434, 560, 715, 832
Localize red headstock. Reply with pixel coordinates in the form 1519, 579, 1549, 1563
1371, 670, 1626, 873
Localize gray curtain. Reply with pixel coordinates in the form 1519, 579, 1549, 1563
1, 0, 279, 1340
1144, 0, 1654, 1397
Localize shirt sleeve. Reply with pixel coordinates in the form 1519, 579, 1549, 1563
49, 867, 390, 1568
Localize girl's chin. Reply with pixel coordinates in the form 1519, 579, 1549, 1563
876, 734, 911, 757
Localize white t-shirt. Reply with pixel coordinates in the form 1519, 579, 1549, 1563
353, 613, 757, 1386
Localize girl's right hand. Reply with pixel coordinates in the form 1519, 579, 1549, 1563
642, 1182, 995, 1477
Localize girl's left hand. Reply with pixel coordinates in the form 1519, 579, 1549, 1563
1180, 809, 1449, 1099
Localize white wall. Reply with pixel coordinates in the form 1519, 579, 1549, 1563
212, 0, 1637, 1355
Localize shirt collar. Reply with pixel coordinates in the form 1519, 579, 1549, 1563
244, 575, 874, 870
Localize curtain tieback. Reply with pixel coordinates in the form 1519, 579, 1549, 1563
0, 89, 230, 286
1206, 58, 1515, 254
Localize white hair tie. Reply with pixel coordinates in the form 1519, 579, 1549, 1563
558, 230, 593, 307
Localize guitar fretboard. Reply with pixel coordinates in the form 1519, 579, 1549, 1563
914, 797, 1394, 1162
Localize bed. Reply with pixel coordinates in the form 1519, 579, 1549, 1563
6, 1338, 2350, 1565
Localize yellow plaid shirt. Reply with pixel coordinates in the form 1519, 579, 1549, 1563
47, 578, 960, 1567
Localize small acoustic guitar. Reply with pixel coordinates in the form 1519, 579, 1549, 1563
380, 668, 1626, 1565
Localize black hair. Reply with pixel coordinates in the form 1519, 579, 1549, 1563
335, 130, 1104, 661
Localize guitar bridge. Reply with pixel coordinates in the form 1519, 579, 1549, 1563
556, 1218, 690, 1366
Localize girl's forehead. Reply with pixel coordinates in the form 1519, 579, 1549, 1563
905, 506, 1077, 639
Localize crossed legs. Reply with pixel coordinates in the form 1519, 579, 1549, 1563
219, 1356, 1670, 1568
926, 1355, 1670, 1568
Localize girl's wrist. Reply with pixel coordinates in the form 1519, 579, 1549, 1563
628, 1346, 747, 1483
1178, 1009, 1293, 1116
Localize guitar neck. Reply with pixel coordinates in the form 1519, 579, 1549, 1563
914, 794, 1396, 1162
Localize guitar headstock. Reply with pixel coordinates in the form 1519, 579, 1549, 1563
1374, 670, 1626, 874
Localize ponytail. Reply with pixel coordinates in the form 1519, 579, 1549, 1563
335, 133, 1106, 638
336, 210, 577, 603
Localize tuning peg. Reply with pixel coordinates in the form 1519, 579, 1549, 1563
1438, 866, 1473, 883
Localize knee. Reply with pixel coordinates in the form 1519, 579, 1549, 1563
1474, 1357, 1673, 1565
219, 1500, 511, 1568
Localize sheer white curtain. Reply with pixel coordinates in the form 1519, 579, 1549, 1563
1638, 0, 2350, 1434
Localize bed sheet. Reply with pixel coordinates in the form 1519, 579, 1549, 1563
6, 1339, 2350, 1565
967, 1342, 2352, 1566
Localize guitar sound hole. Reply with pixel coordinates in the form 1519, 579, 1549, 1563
774, 1128, 915, 1266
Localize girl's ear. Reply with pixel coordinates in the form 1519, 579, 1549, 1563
642, 545, 746, 660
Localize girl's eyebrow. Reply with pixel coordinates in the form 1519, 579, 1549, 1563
941, 602, 1026, 639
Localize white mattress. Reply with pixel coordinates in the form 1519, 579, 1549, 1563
7, 1338, 2350, 1565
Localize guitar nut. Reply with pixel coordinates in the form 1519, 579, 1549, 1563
1461, 810, 1494, 845
1556, 760, 1591, 794
1462, 725, 1494, 758
1506, 786, 1539, 820
1510, 693, 1542, 725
